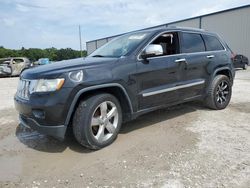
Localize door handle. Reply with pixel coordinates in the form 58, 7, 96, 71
207, 55, 215, 59
175, 58, 188, 70
175, 58, 186, 63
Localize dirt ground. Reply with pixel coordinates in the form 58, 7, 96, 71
0, 69, 250, 188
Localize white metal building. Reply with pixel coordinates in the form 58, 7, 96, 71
86, 5, 250, 58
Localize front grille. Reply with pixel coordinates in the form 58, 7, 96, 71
17, 79, 31, 100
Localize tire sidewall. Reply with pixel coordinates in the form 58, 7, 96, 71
213, 76, 232, 109
74, 94, 122, 149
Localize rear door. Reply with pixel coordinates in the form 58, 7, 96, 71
178, 32, 208, 100
202, 34, 229, 70
11, 59, 25, 75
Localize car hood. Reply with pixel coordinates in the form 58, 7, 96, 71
22, 57, 119, 79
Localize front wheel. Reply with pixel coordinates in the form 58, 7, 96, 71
206, 75, 232, 110
72, 93, 122, 150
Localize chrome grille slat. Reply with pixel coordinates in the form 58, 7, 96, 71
17, 79, 30, 100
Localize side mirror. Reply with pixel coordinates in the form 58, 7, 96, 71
141, 44, 163, 59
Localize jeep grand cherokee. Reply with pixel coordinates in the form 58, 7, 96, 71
14, 27, 235, 149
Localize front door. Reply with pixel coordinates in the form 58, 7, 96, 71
135, 32, 184, 110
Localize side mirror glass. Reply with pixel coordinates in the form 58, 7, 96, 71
141, 44, 163, 59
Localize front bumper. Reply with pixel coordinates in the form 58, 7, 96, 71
0, 71, 11, 77
0, 66, 12, 76
14, 88, 73, 139
19, 114, 67, 139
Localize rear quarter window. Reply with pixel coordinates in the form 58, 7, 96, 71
202, 35, 224, 51
182, 33, 205, 53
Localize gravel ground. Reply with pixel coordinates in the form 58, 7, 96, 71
0, 69, 249, 188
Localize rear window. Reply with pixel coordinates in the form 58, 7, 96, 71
182, 33, 205, 53
202, 35, 224, 51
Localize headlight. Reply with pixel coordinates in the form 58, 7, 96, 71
31, 78, 65, 93
68, 70, 84, 82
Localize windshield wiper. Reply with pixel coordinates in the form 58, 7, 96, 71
92, 55, 105, 57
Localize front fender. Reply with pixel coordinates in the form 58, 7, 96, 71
64, 83, 133, 126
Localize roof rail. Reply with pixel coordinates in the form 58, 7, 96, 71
166, 25, 205, 31
166, 25, 177, 28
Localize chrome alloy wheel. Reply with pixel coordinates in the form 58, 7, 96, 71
91, 101, 119, 143
216, 81, 230, 104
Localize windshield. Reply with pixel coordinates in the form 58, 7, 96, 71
89, 32, 150, 58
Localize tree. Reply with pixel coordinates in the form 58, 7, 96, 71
0, 46, 86, 62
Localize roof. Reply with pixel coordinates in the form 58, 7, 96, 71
0, 57, 28, 60
134, 26, 208, 34
87, 4, 250, 43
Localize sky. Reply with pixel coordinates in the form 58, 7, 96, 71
0, 0, 249, 50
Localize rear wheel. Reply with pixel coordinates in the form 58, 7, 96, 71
72, 93, 122, 150
206, 75, 232, 110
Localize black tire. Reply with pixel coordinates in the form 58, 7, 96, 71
243, 63, 247, 70
206, 75, 232, 110
72, 93, 122, 150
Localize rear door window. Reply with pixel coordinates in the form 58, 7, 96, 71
202, 35, 224, 51
182, 33, 205, 53
13, 59, 24, 63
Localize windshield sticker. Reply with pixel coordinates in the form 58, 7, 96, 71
128, 34, 147, 40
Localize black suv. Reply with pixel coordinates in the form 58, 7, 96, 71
14, 27, 235, 149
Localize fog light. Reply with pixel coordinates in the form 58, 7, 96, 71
32, 109, 45, 119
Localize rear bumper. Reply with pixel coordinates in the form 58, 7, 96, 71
19, 114, 67, 139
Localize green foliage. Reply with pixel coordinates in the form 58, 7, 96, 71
0, 46, 87, 62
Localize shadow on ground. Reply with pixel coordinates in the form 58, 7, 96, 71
120, 101, 206, 134
15, 101, 206, 153
15, 125, 92, 154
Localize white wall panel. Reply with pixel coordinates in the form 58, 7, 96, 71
87, 6, 250, 59
86, 41, 96, 55
202, 6, 250, 58
96, 39, 108, 48
168, 18, 200, 28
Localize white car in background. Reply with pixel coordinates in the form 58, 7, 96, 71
0, 57, 31, 77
